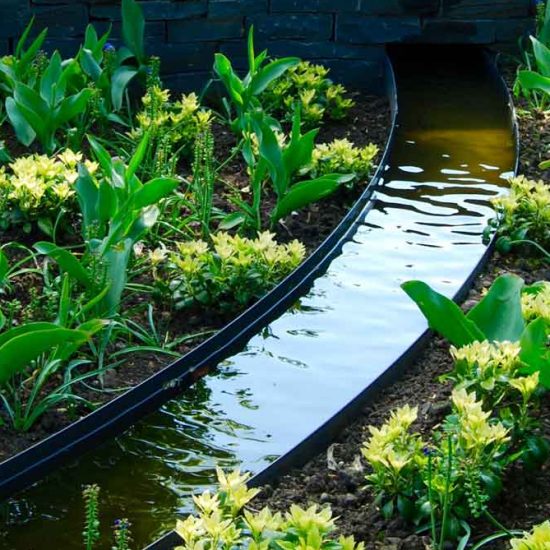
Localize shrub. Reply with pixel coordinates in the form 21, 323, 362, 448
510, 520, 550, 549
306, 138, 379, 183
0, 150, 97, 233
489, 176, 550, 252
175, 468, 364, 550
151, 232, 305, 311
128, 87, 213, 178
262, 61, 354, 127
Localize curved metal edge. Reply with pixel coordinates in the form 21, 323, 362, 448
143, 48, 519, 550
0, 56, 399, 502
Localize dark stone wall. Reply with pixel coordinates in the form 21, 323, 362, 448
0, 0, 535, 93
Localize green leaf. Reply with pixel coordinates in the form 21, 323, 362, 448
40, 51, 63, 104
401, 280, 486, 347
520, 318, 550, 387
6, 97, 36, 147
531, 36, 550, 78
0, 326, 89, 385
250, 57, 300, 96
517, 70, 550, 95
126, 131, 150, 181
55, 88, 92, 126
271, 174, 351, 223
101, 239, 132, 317
111, 65, 138, 111
466, 274, 525, 342
122, 0, 145, 64
0, 250, 9, 283
34, 242, 92, 289
76, 163, 100, 231
131, 177, 178, 209
81, 48, 102, 81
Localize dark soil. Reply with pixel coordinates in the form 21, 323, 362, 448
253, 73, 550, 549
0, 93, 391, 462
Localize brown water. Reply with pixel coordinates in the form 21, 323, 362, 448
0, 47, 515, 549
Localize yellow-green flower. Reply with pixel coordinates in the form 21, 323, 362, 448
510, 520, 550, 549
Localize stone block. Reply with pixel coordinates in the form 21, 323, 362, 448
441, 0, 531, 18
168, 16, 243, 42
248, 14, 333, 40
270, 0, 360, 12
359, 0, 439, 15
420, 18, 496, 43
91, 1, 207, 20
209, 0, 267, 17
336, 15, 421, 43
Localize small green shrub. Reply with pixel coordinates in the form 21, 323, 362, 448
489, 176, 550, 252
306, 138, 379, 183
151, 231, 305, 311
0, 150, 97, 233
262, 61, 354, 127
128, 87, 212, 179
175, 468, 364, 550
510, 520, 550, 549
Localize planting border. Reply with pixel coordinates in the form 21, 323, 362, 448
143, 49, 519, 550
0, 56, 398, 502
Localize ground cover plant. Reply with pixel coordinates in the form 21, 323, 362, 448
0, 0, 386, 455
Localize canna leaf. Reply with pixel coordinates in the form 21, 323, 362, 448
517, 70, 550, 95
5, 98, 35, 146
250, 57, 300, 96
271, 174, 351, 223
121, 0, 145, 64
0, 325, 90, 385
466, 274, 525, 342
401, 280, 486, 347
34, 242, 93, 289
111, 65, 138, 111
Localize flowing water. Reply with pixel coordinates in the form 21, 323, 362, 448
0, 47, 515, 549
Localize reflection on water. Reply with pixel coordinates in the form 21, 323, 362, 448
0, 47, 515, 549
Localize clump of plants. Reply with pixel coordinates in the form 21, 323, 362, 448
486, 176, 550, 259
360, 273, 550, 548
174, 468, 364, 550
82, 484, 133, 550
509, 520, 550, 549
306, 139, 379, 183
127, 81, 213, 179
150, 232, 305, 312
0, 150, 97, 234
262, 61, 354, 126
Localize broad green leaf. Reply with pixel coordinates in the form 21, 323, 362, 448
122, 0, 145, 64
19, 27, 48, 76
101, 239, 132, 317
76, 163, 100, 230
519, 318, 550, 387
131, 177, 178, 209
87, 134, 113, 177
111, 65, 138, 111
271, 174, 351, 223
247, 25, 256, 73
0, 327, 89, 385
531, 36, 550, 78
127, 205, 160, 242
6, 97, 36, 146
0, 250, 9, 283
81, 48, 102, 81
401, 280, 485, 347
55, 88, 92, 126
34, 242, 92, 289
56, 318, 107, 361
14, 81, 49, 119
466, 274, 525, 342
126, 131, 150, 181
250, 57, 300, 96
517, 70, 550, 95
40, 51, 63, 104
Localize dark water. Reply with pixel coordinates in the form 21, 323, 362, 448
0, 48, 515, 549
